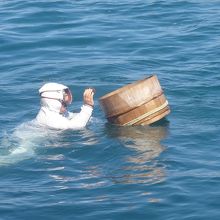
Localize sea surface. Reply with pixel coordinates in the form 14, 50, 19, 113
0, 0, 220, 219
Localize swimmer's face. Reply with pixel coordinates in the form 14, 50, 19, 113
60, 104, 66, 114
60, 89, 73, 114
63, 88, 72, 105
64, 93, 73, 104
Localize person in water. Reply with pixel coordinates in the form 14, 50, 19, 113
36, 82, 95, 130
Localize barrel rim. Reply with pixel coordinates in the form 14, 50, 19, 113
99, 74, 156, 101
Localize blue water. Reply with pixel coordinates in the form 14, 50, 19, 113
0, 0, 220, 219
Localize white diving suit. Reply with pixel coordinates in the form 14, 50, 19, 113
36, 83, 93, 130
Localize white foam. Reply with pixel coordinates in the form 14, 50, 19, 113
0, 120, 51, 166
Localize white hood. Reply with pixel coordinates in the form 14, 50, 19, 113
40, 98, 62, 113
39, 83, 69, 113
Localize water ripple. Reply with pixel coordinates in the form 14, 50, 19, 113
1, 0, 220, 219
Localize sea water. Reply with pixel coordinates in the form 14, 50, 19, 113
0, 1, 220, 219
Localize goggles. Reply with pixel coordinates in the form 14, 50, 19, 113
40, 88, 73, 107
62, 88, 72, 107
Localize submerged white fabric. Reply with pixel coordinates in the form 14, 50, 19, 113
36, 104, 93, 130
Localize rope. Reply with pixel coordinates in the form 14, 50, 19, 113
123, 100, 169, 126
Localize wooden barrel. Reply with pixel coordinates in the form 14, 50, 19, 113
99, 75, 170, 126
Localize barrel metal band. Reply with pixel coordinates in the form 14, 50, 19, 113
123, 100, 169, 126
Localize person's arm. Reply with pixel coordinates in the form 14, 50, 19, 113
68, 88, 95, 129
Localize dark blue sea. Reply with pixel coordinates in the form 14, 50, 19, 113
0, 1, 220, 219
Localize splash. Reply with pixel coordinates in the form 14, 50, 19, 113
0, 120, 59, 166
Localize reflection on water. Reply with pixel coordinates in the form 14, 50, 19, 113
105, 119, 169, 185
117, 125, 168, 164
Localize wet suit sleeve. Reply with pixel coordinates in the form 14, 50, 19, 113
68, 105, 93, 129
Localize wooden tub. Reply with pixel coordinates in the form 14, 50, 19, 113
99, 75, 170, 126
